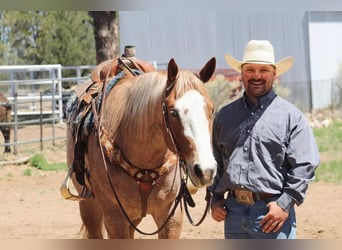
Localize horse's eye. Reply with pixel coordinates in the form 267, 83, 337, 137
170, 109, 180, 119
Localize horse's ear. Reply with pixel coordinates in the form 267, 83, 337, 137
166, 58, 178, 96
198, 57, 216, 83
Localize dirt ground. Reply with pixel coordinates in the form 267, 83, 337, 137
0, 125, 341, 239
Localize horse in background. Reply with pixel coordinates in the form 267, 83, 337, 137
0, 92, 11, 153
63, 57, 217, 238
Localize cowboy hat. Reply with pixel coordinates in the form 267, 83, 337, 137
224, 40, 294, 76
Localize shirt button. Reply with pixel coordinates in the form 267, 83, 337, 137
243, 147, 248, 152
242, 166, 246, 170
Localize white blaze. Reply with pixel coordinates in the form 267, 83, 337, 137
174, 90, 216, 172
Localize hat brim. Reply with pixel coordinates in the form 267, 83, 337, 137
224, 54, 294, 76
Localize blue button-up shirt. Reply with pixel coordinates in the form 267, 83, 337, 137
211, 89, 320, 211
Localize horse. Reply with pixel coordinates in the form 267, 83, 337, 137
63, 57, 217, 239
0, 92, 11, 153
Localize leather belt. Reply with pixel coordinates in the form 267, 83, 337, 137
231, 189, 275, 205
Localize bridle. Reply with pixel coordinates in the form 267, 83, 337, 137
162, 88, 212, 227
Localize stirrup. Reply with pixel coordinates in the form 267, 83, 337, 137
60, 168, 92, 201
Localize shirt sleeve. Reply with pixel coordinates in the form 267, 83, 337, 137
277, 114, 320, 210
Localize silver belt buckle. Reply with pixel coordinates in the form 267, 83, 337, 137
235, 190, 255, 205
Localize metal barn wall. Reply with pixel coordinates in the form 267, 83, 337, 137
119, 11, 310, 81
119, 11, 311, 110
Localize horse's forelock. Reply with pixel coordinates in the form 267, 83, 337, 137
173, 71, 212, 102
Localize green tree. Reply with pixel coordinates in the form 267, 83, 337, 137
0, 11, 96, 66
0, 11, 6, 65
36, 11, 96, 66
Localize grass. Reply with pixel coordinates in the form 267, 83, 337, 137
313, 121, 342, 153
314, 160, 342, 183
313, 121, 342, 184
29, 153, 67, 171
23, 168, 32, 176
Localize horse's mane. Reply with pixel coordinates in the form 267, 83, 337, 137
121, 72, 166, 139
106, 70, 213, 141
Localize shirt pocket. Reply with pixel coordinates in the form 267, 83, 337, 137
225, 159, 243, 185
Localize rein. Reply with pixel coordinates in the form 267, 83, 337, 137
102, 153, 185, 236
183, 186, 212, 226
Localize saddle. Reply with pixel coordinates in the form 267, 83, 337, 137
73, 56, 156, 109
60, 55, 156, 200
90, 56, 156, 83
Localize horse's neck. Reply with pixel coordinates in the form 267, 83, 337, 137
116, 123, 169, 169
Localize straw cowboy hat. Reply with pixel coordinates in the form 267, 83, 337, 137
224, 40, 294, 76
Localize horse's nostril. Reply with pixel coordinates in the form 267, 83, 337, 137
194, 164, 203, 178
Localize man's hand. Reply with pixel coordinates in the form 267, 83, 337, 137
260, 201, 289, 233
211, 199, 228, 222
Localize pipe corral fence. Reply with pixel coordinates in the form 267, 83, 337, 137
0, 64, 95, 156
0, 62, 162, 158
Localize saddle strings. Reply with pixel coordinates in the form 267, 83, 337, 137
96, 59, 116, 173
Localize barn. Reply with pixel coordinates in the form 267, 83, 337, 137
118, 11, 342, 112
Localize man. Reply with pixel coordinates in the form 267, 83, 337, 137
210, 40, 320, 239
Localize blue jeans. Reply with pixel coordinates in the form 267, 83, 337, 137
224, 196, 296, 239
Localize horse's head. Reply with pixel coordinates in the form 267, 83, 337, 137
163, 57, 217, 187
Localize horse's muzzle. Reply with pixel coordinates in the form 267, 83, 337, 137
188, 163, 216, 187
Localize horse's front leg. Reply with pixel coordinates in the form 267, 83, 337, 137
129, 218, 143, 238
154, 206, 183, 239
79, 199, 104, 239
103, 207, 134, 239
2, 127, 11, 153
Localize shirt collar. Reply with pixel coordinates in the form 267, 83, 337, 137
243, 89, 277, 110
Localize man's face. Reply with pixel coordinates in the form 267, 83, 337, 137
241, 63, 276, 101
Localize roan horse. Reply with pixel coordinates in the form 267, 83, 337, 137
0, 92, 11, 153
62, 57, 217, 238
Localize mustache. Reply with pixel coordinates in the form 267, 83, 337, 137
248, 79, 266, 85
